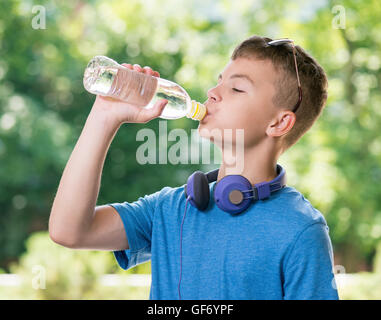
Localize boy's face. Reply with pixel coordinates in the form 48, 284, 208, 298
198, 57, 281, 148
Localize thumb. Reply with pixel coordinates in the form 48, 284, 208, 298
137, 99, 168, 123
153, 99, 168, 118
139, 99, 168, 123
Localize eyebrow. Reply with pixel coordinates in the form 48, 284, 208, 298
218, 73, 254, 86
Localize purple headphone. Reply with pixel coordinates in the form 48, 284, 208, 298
178, 164, 286, 299
184, 164, 286, 215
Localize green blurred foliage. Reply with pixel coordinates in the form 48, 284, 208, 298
1, 232, 151, 299
0, 0, 381, 298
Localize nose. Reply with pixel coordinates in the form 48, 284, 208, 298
207, 84, 222, 103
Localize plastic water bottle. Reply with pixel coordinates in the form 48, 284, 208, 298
83, 56, 207, 121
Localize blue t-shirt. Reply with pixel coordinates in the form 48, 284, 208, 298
109, 181, 339, 300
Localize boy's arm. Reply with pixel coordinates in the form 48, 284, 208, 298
48, 64, 168, 250
282, 222, 339, 300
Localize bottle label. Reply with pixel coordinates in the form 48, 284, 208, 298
109, 67, 158, 107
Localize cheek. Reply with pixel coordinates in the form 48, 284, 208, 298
197, 115, 248, 147
230, 104, 269, 144
198, 105, 249, 134
197, 98, 268, 141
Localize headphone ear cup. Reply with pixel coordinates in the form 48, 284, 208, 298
185, 171, 210, 211
214, 175, 253, 215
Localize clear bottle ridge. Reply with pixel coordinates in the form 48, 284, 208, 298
83, 56, 207, 121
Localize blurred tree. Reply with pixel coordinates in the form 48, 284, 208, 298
0, 0, 380, 276
301, 0, 381, 271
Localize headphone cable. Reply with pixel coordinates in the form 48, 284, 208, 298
178, 195, 191, 300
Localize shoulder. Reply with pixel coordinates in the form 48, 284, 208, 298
260, 186, 334, 265
111, 184, 182, 212
139, 183, 184, 201
264, 185, 328, 231
155, 184, 185, 201
149, 183, 186, 209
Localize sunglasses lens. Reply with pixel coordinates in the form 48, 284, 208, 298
268, 39, 293, 46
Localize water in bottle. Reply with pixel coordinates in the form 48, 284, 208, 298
83, 56, 207, 121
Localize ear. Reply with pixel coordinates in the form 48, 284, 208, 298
266, 111, 296, 137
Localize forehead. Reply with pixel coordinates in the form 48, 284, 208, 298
221, 57, 277, 85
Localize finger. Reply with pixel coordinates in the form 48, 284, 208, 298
153, 71, 160, 77
133, 64, 143, 72
143, 66, 154, 75
121, 63, 132, 68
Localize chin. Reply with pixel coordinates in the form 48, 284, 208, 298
197, 123, 223, 147
198, 121, 215, 138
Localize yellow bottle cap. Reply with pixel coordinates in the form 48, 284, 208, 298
187, 100, 207, 121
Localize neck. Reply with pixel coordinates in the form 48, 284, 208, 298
217, 139, 281, 185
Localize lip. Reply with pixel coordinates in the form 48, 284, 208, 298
201, 111, 212, 123
201, 101, 215, 122
203, 103, 213, 116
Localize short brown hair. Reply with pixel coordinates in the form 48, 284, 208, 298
231, 35, 328, 151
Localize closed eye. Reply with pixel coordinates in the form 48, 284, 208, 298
232, 88, 245, 93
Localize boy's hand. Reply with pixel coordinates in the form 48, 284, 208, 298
92, 63, 168, 125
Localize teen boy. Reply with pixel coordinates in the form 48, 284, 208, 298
49, 35, 339, 300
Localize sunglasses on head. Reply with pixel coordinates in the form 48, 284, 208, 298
268, 38, 302, 114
